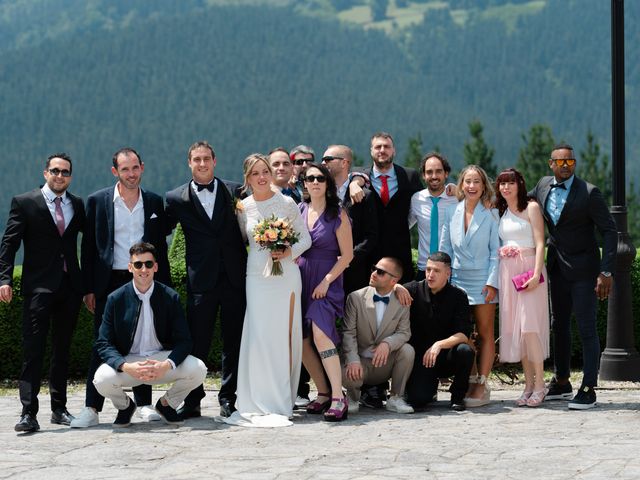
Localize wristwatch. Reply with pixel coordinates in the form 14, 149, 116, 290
600, 271, 612, 278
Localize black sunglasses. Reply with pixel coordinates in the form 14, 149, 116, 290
48, 168, 72, 177
131, 260, 155, 270
305, 175, 326, 183
321, 155, 344, 163
293, 159, 314, 166
371, 265, 397, 278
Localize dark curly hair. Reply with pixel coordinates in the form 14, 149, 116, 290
494, 168, 529, 216
303, 163, 340, 220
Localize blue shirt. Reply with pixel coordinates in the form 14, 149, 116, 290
546, 175, 574, 225
371, 165, 398, 200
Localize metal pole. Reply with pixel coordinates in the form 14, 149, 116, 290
599, 0, 640, 381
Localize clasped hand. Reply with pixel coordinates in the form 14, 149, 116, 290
271, 247, 291, 261
123, 359, 170, 382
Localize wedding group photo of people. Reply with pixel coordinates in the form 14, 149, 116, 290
0, 131, 618, 433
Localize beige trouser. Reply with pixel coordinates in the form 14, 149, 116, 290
93, 352, 207, 410
343, 343, 415, 402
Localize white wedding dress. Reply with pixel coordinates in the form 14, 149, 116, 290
224, 191, 311, 427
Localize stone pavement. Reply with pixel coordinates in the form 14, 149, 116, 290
1, 381, 639, 480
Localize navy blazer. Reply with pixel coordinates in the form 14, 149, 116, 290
81, 186, 171, 297
530, 175, 617, 280
95, 281, 192, 371
165, 178, 247, 293
0, 188, 85, 294
439, 200, 500, 289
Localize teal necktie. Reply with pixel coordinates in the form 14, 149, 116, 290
430, 196, 441, 253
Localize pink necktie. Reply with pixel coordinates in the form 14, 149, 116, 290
380, 175, 390, 206
54, 197, 65, 235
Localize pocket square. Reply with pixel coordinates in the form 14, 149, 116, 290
150, 213, 158, 219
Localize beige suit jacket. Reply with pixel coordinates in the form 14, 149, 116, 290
341, 286, 411, 365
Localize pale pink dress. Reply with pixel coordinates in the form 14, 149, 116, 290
498, 209, 550, 363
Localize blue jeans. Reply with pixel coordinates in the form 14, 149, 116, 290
548, 264, 600, 387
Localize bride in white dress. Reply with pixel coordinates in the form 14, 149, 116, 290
224, 153, 311, 427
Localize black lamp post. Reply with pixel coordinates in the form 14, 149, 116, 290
599, 0, 640, 381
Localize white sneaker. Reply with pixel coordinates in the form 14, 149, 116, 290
69, 407, 99, 428
385, 395, 414, 414
294, 396, 310, 408
138, 405, 161, 422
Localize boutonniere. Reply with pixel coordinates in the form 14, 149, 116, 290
234, 197, 244, 213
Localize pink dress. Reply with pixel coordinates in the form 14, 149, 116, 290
498, 208, 550, 363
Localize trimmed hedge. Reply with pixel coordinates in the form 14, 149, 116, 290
1, 236, 639, 379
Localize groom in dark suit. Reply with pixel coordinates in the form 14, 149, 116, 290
0, 153, 85, 432
166, 141, 247, 418
72, 147, 171, 428
530, 143, 617, 410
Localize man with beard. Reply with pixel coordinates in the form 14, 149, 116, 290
71, 147, 171, 428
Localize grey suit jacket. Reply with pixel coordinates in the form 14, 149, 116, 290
341, 286, 411, 365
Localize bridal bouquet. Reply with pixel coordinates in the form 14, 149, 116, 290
253, 214, 300, 276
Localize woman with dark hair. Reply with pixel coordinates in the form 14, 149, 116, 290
495, 168, 549, 407
439, 165, 499, 407
298, 164, 354, 421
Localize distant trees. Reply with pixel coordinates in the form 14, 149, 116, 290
580, 129, 612, 203
516, 124, 555, 190
463, 120, 497, 179
404, 133, 423, 171
370, 0, 387, 21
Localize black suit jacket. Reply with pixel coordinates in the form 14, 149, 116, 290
81, 186, 171, 298
341, 188, 378, 293
404, 280, 471, 357
356, 164, 422, 281
96, 281, 192, 371
165, 178, 247, 293
530, 175, 617, 281
0, 188, 85, 294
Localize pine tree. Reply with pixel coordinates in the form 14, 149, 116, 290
404, 133, 423, 171
516, 124, 556, 190
463, 119, 497, 179
627, 180, 639, 246
580, 129, 612, 204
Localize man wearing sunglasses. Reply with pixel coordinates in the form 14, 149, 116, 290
72, 147, 171, 428
93, 242, 206, 427
341, 257, 415, 414
289, 144, 316, 199
0, 153, 85, 433
530, 143, 617, 410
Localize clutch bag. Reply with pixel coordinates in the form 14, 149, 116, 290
512, 269, 544, 292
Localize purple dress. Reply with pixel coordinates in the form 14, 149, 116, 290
298, 203, 344, 345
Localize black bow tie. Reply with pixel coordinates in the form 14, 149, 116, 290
281, 188, 294, 196
550, 183, 566, 190
373, 294, 389, 304
195, 181, 215, 192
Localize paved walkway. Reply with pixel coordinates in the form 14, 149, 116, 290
2, 381, 639, 480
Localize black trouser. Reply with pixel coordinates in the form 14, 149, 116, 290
183, 271, 246, 407
406, 343, 474, 408
297, 365, 311, 398
19, 274, 81, 416
84, 270, 152, 411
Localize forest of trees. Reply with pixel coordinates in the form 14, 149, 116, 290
0, 0, 637, 241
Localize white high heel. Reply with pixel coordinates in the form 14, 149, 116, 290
465, 375, 491, 408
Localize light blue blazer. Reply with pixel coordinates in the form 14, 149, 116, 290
439, 200, 500, 289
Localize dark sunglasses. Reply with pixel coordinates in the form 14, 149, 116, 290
551, 158, 576, 167
48, 168, 72, 177
131, 260, 155, 270
293, 159, 314, 166
304, 175, 326, 183
321, 155, 344, 163
371, 265, 397, 278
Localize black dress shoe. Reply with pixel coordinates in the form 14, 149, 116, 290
15, 413, 40, 432
450, 399, 466, 412
51, 409, 75, 426
360, 390, 384, 409
113, 399, 137, 428
219, 402, 236, 418
177, 403, 201, 420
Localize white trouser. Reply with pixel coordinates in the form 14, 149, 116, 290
93, 351, 207, 410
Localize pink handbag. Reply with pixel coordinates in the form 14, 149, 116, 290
512, 270, 544, 292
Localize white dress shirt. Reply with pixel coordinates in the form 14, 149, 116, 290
409, 189, 459, 270
113, 185, 145, 270
130, 282, 163, 357
374, 292, 391, 330
191, 178, 218, 219
41, 183, 74, 229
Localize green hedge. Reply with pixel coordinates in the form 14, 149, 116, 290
2, 237, 639, 379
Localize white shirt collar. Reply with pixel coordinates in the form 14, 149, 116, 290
42, 183, 67, 203
132, 280, 155, 300
113, 184, 143, 206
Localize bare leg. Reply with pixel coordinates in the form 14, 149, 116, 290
311, 324, 343, 410
469, 303, 496, 399
302, 337, 330, 401
523, 332, 546, 391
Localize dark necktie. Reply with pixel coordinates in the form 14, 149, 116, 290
373, 294, 389, 304
550, 183, 566, 190
281, 188, 294, 196
380, 175, 390, 206
196, 181, 215, 192
54, 197, 67, 271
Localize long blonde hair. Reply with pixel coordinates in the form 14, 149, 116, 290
241, 153, 272, 194
456, 164, 494, 205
